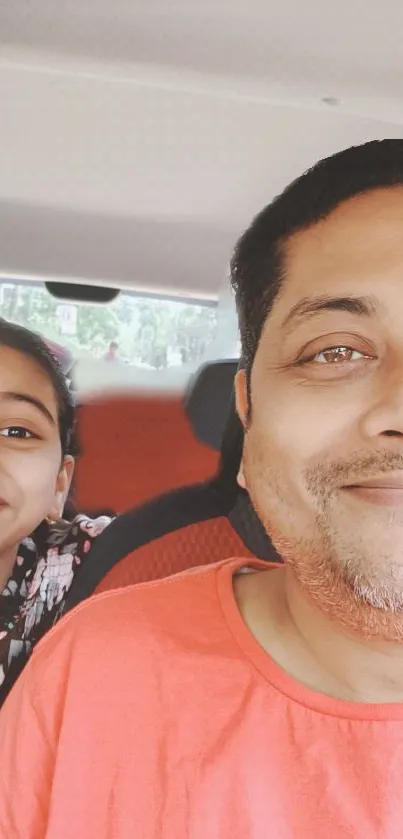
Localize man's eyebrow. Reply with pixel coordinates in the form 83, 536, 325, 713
0, 392, 56, 425
281, 294, 379, 330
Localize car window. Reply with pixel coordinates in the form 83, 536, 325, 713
0, 279, 236, 395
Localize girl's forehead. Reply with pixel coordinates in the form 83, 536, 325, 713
0, 345, 59, 421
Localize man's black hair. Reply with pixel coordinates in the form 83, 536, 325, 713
231, 139, 403, 378
0, 319, 77, 457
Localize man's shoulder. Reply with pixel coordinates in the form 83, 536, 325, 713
15, 557, 266, 722
32, 557, 246, 665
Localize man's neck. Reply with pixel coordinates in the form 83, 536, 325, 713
235, 566, 403, 704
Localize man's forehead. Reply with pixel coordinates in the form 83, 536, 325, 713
275, 187, 403, 314
286, 187, 403, 262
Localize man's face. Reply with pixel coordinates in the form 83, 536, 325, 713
237, 187, 403, 635
0, 346, 73, 558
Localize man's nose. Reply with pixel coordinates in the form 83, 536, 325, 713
360, 369, 403, 439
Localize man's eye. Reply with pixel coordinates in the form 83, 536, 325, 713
0, 426, 34, 439
307, 346, 368, 364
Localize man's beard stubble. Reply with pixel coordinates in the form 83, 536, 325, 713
244, 446, 403, 641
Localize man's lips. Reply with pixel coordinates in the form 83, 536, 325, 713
346, 474, 403, 490
343, 475, 403, 506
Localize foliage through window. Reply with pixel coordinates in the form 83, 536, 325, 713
0, 281, 218, 371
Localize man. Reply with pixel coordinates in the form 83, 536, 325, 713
2, 139, 403, 837
103, 340, 119, 362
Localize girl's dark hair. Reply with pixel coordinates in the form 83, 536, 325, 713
0, 318, 77, 457
231, 138, 403, 378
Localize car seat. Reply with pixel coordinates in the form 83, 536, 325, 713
75, 391, 219, 514
64, 360, 282, 613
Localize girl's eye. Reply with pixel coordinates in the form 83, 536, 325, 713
0, 426, 34, 439
306, 346, 370, 365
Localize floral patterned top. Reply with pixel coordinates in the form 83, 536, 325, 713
0, 514, 113, 705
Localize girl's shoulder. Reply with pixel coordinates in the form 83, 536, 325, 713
34, 513, 114, 556
64, 513, 114, 540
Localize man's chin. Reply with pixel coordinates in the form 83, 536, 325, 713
341, 557, 403, 614
303, 564, 403, 639
274, 530, 403, 637
352, 585, 403, 614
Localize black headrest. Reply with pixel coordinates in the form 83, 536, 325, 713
185, 359, 239, 451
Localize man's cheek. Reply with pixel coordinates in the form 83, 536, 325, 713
253, 419, 302, 464
270, 418, 330, 464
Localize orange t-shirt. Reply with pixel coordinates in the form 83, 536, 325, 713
1, 557, 403, 838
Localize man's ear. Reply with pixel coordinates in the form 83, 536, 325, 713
237, 457, 246, 489
235, 369, 248, 489
234, 369, 248, 429
48, 456, 75, 521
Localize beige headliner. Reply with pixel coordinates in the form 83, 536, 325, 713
1, 1, 403, 298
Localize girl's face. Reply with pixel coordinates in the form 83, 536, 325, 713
0, 345, 74, 557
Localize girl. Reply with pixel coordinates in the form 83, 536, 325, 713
0, 318, 113, 703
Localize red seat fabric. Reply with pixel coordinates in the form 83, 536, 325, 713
75, 394, 219, 513
95, 516, 254, 593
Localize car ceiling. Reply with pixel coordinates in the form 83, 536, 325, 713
0, 0, 403, 298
